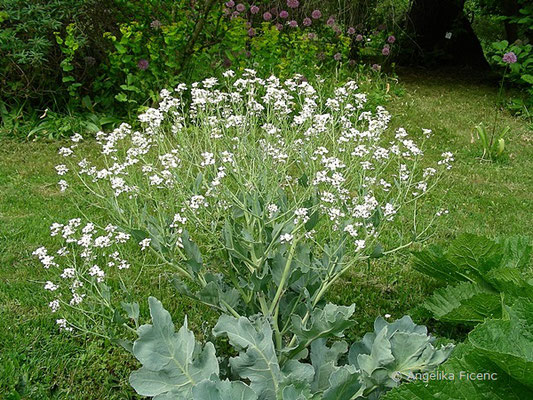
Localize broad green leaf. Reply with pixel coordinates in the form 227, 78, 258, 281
129, 297, 219, 398
412, 245, 464, 284
469, 298, 533, 388
310, 339, 348, 392
497, 236, 532, 270
423, 281, 501, 324
383, 343, 532, 400
289, 303, 355, 357
191, 379, 258, 400
322, 365, 363, 400
213, 315, 281, 399
349, 316, 453, 397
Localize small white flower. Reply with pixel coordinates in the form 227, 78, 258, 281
55, 164, 69, 175
58, 180, 68, 192
139, 238, 151, 250
44, 281, 58, 291
267, 204, 279, 218
49, 299, 60, 312
56, 318, 73, 332
280, 233, 294, 244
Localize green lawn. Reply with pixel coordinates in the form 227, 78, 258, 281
1, 70, 531, 398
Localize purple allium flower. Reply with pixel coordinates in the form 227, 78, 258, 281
317, 52, 325, 61
275, 23, 283, 31
308, 32, 317, 40
287, 0, 299, 9
347, 27, 356, 35
326, 16, 335, 26
288, 20, 298, 28
245, 50, 251, 58
372, 63, 381, 71
502, 51, 517, 64
248, 28, 256, 37
311, 10, 322, 19
137, 59, 149, 70
382, 47, 390, 56
250, 5, 259, 14
387, 35, 396, 44
231, 11, 240, 19
236, 3, 245, 12
303, 17, 312, 27
263, 11, 272, 21
334, 52, 342, 61
355, 34, 363, 42
225, 0, 235, 7
150, 19, 162, 29
349, 59, 356, 66
279, 10, 289, 19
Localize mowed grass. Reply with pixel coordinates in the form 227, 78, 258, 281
1, 70, 532, 398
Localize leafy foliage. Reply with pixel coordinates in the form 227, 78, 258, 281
383, 298, 533, 399
412, 234, 532, 325
129, 297, 453, 399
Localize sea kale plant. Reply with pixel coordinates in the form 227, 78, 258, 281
34, 70, 455, 397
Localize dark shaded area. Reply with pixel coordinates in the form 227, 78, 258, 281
402, 0, 490, 69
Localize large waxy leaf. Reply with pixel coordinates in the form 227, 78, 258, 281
423, 281, 501, 324
382, 343, 533, 400
310, 339, 349, 392
213, 315, 281, 399
468, 298, 533, 388
129, 297, 219, 398
322, 365, 363, 400
191, 379, 258, 400
349, 316, 454, 397
289, 303, 355, 356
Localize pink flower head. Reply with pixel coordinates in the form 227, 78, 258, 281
137, 59, 149, 70
382, 46, 390, 56
236, 3, 245, 12
275, 23, 283, 31
263, 11, 272, 21
287, 0, 299, 9
326, 16, 335, 26
334, 52, 342, 61
502, 51, 517, 64
250, 5, 259, 14
288, 20, 298, 28
225, 0, 235, 7
248, 28, 256, 37
311, 10, 322, 19
372, 63, 381, 71
355, 34, 363, 42
150, 19, 162, 29
231, 11, 240, 19
308, 32, 317, 40
349, 59, 356, 66
347, 27, 355, 35
387, 35, 396, 44
303, 17, 312, 27
279, 10, 289, 19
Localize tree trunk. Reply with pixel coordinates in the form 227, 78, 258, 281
403, 0, 489, 69
502, 0, 520, 43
